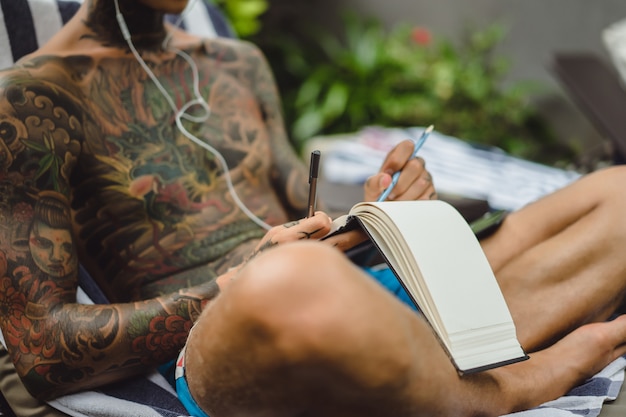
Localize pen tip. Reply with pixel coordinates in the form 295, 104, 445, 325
426, 125, 434, 133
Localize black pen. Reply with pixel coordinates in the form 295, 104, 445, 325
307, 150, 321, 218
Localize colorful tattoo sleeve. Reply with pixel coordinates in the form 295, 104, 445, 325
0, 62, 219, 400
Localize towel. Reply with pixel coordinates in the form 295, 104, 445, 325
49, 372, 190, 417
44, 354, 626, 417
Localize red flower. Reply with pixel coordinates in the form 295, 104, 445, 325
411, 27, 432, 46
0, 272, 60, 372
132, 315, 192, 363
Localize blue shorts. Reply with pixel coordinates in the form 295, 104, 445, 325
171, 266, 414, 416
175, 348, 210, 417
364, 265, 419, 311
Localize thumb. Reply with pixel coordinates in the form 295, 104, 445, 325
364, 172, 392, 201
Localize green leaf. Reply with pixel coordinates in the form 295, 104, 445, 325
21, 139, 48, 153
225, 0, 267, 19
295, 77, 322, 109
232, 19, 261, 37
35, 153, 54, 180
293, 110, 324, 142
211, 0, 267, 37
266, 12, 572, 164
320, 82, 349, 119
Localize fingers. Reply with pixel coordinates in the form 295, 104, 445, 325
363, 173, 393, 201
495, 315, 626, 412
255, 212, 370, 257
388, 157, 436, 201
253, 212, 332, 255
364, 156, 437, 201
363, 139, 437, 202
269, 212, 332, 242
379, 139, 415, 175
221, 213, 334, 288
539, 315, 626, 382
322, 229, 368, 252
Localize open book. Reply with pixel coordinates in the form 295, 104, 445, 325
326, 200, 528, 374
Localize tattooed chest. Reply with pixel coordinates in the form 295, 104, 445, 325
68, 51, 291, 292
71, 106, 283, 294
72, 122, 273, 283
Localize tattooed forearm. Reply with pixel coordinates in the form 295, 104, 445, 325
240, 44, 312, 217
2, 281, 216, 400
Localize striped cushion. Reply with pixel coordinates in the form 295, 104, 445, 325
0, 0, 234, 70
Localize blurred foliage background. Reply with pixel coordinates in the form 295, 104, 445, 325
209, 0, 269, 37
209, 0, 580, 167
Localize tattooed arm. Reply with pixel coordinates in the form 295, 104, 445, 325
240, 41, 437, 217
0, 67, 224, 400
238, 41, 315, 219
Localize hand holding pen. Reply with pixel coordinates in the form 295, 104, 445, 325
376, 125, 434, 202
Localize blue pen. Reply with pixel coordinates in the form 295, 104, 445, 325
377, 125, 434, 202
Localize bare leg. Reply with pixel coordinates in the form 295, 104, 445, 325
482, 165, 626, 350
184, 241, 626, 417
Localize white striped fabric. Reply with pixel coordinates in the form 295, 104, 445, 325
0, 0, 79, 70
28, 0, 65, 52
181, 0, 217, 39
0, 5, 9, 69
0, 0, 226, 71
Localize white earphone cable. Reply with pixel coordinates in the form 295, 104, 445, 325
114, 0, 272, 230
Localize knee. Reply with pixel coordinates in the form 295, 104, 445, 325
584, 167, 626, 227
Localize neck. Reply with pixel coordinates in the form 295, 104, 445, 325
83, 0, 167, 51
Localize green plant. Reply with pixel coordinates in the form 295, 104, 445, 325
268, 13, 574, 164
207, 0, 268, 37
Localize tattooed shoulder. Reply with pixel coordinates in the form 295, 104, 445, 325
0, 56, 89, 194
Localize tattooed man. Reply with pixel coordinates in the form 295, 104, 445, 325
1, 0, 626, 416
